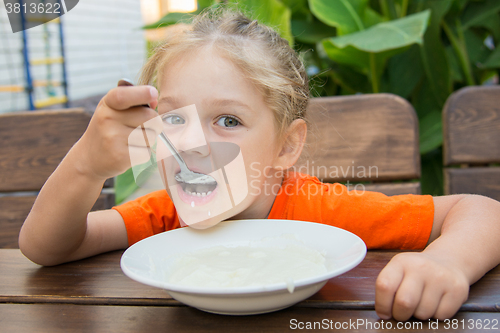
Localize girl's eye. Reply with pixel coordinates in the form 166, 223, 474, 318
216, 116, 240, 128
163, 115, 185, 125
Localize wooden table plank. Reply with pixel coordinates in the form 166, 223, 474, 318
1, 250, 499, 312
0, 249, 169, 304
1, 303, 499, 333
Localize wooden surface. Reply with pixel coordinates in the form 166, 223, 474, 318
1, 109, 87, 191
0, 193, 115, 249
351, 183, 421, 196
1, 250, 499, 311
296, 94, 420, 182
0, 109, 115, 248
1, 249, 499, 332
1, 304, 499, 333
443, 86, 500, 200
0, 109, 114, 191
443, 86, 500, 166
444, 168, 500, 201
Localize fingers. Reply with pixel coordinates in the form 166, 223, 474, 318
412, 281, 443, 320
77, 86, 161, 180
375, 259, 404, 320
433, 275, 469, 320
391, 275, 425, 321
104, 85, 158, 111
375, 253, 470, 322
127, 117, 163, 146
101, 85, 163, 132
394, 276, 466, 321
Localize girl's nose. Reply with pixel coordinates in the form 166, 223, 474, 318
176, 123, 211, 157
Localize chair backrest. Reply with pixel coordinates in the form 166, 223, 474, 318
443, 86, 500, 201
295, 94, 421, 196
0, 109, 115, 248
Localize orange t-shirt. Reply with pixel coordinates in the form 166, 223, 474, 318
113, 172, 434, 250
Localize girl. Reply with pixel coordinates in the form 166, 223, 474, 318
19, 8, 500, 322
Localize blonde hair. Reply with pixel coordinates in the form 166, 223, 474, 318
139, 8, 309, 139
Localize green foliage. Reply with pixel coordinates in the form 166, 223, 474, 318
309, 0, 368, 35
142, 0, 294, 45
322, 10, 430, 93
115, 168, 139, 204
227, 0, 294, 45
135, 0, 500, 198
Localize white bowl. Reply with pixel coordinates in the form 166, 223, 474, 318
120, 219, 366, 315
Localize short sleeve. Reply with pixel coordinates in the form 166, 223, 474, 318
112, 190, 181, 246
269, 173, 434, 250
322, 188, 434, 249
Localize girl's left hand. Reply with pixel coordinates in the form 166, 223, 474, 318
374, 252, 469, 321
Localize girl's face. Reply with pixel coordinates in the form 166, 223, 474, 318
156, 48, 284, 228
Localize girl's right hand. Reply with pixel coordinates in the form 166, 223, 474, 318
72, 85, 163, 182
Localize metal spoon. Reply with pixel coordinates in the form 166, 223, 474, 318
117, 79, 217, 186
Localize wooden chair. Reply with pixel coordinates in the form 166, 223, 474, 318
0, 109, 115, 248
296, 94, 421, 195
443, 86, 500, 201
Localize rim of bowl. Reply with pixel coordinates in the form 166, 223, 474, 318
120, 220, 367, 295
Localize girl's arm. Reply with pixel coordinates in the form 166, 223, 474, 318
19, 85, 162, 266
375, 194, 500, 321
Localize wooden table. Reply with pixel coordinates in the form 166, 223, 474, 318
1, 249, 499, 332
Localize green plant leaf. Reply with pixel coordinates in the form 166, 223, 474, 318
230, 0, 294, 45
462, 0, 500, 30
142, 0, 294, 47
197, 0, 217, 10
291, 19, 337, 44
363, 7, 385, 28
308, 0, 368, 35
331, 64, 371, 93
115, 169, 139, 204
387, 44, 423, 99
420, 148, 444, 196
412, 77, 442, 120
282, 0, 307, 14
379, 0, 398, 20
321, 10, 429, 92
142, 11, 199, 30
474, 12, 500, 41
321, 42, 403, 77
418, 0, 453, 107
419, 109, 443, 154
321, 42, 368, 72
445, 45, 464, 82
324, 10, 430, 53
456, 0, 469, 12
464, 29, 492, 66
483, 46, 500, 69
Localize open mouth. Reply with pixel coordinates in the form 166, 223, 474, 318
179, 181, 218, 197
176, 177, 219, 207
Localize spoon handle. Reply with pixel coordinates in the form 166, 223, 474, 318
158, 132, 191, 174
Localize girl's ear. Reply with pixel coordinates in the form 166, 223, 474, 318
274, 119, 307, 171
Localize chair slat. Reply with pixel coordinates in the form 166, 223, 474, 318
444, 168, 500, 201
443, 86, 500, 166
296, 94, 420, 182
0, 109, 116, 249
0, 109, 89, 192
361, 183, 421, 196
0, 109, 113, 191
